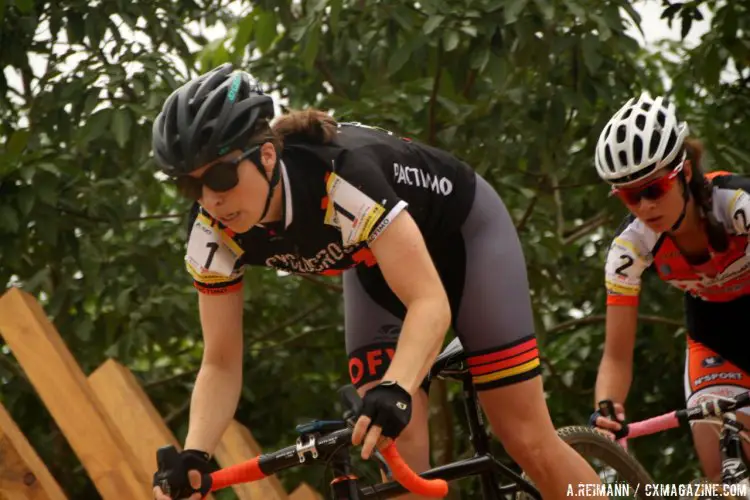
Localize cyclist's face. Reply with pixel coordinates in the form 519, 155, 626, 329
619, 161, 692, 233
191, 143, 277, 233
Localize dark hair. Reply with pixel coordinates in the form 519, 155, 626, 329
684, 137, 729, 252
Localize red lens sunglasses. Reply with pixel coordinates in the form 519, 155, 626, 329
610, 162, 684, 205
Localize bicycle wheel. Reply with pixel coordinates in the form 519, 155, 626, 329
517, 426, 656, 500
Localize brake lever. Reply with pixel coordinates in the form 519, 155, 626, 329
338, 384, 363, 427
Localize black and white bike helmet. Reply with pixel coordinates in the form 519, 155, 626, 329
594, 93, 689, 186
152, 63, 275, 176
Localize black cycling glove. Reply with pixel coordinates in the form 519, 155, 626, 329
361, 381, 412, 439
153, 449, 212, 499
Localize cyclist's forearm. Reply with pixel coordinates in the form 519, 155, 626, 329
383, 296, 450, 394
594, 355, 633, 407
184, 363, 243, 454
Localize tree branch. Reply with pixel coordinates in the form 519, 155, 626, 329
548, 314, 683, 335
427, 46, 443, 145
249, 300, 324, 343
540, 355, 592, 397
0, 352, 29, 383
315, 60, 348, 99
461, 69, 477, 99
248, 324, 338, 351
515, 193, 539, 232
144, 368, 200, 390
56, 206, 186, 223
562, 211, 611, 245
550, 172, 565, 240
164, 397, 192, 424
552, 181, 601, 190
297, 274, 344, 292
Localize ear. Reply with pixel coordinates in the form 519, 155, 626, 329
260, 142, 277, 177
683, 159, 693, 183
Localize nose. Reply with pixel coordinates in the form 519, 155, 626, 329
200, 187, 224, 209
636, 196, 658, 211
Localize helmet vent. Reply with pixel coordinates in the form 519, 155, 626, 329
649, 130, 661, 157
665, 130, 677, 156
605, 145, 614, 171
635, 114, 646, 131
617, 124, 627, 143
618, 151, 627, 166
633, 135, 643, 164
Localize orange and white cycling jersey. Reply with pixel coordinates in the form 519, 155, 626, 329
605, 173, 750, 305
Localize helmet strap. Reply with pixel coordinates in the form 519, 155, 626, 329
248, 146, 280, 223
668, 173, 690, 232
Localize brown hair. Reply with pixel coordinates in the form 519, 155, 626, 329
272, 109, 338, 146
246, 109, 338, 150
684, 137, 729, 252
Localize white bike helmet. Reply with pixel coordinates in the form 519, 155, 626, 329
594, 93, 689, 186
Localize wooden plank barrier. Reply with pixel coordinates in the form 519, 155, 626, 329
0, 402, 68, 500
0, 288, 149, 498
290, 482, 324, 500
214, 420, 289, 500
87, 359, 220, 499
0, 288, 321, 499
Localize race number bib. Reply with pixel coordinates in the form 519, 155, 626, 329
324, 173, 385, 246
186, 214, 242, 277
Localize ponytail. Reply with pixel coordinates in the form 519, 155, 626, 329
684, 138, 729, 252
271, 109, 338, 147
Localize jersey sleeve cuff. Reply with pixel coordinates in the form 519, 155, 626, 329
193, 279, 243, 295
606, 295, 639, 306
367, 200, 408, 243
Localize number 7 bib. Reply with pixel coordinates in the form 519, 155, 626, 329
186, 214, 243, 277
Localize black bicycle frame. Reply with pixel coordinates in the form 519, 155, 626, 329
323, 373, 541, 499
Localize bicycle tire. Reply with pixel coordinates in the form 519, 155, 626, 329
516, 426, 657, 500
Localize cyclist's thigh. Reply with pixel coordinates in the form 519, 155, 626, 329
449, 174, 540, 391
684, 337, 750, 478
684, 337, 750, 415
343, 267, 405, 391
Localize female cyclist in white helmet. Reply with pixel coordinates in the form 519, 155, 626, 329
591, 92, 750, 482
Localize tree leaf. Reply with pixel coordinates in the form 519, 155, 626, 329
14, 0, 33, 14
111, 109, 132, 149
532, 0, 555, 21
387, 35, 426, 75
680, 14, 693, 39
255, 9, 277, 52
17, 191, 35, 216
562, 0, 586, 20
0, 205, 19, 233
423, 15, 444, 35
35, 173, 59, 207
581, 36, 602, 74
505, 0, 528, 25
470, 45, 490, 72
81, 108, 112, 144
233, 13, 254, 54
6, 129, 30, 156
329, 0, 342, 34
302, 22, 320, 70
442, 30, 459, 52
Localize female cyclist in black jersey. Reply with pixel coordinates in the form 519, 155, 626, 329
591, 93, 750, 482
149, 64, 604, 500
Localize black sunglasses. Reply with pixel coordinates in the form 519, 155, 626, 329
174, 146, 260, 200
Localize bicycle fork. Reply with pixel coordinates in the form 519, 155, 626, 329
720, 412, 750, 494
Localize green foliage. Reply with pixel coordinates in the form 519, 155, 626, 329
1, 0, 749, 497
